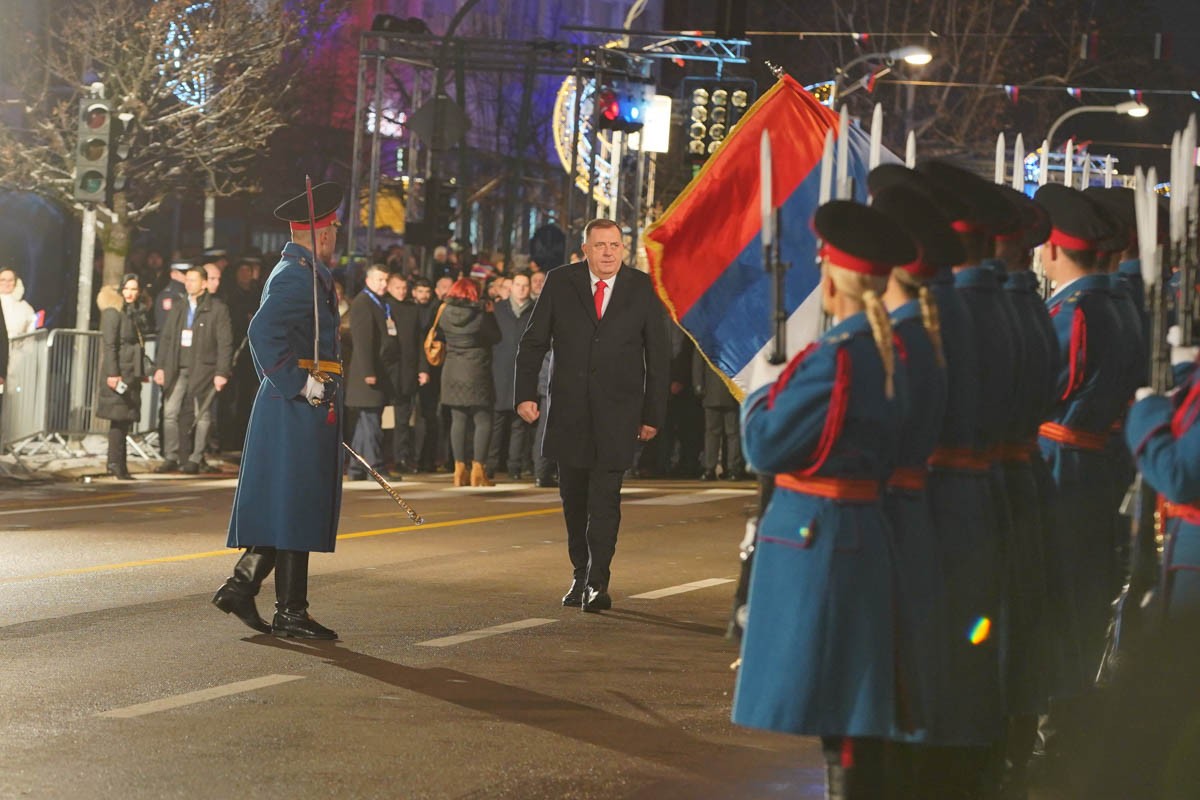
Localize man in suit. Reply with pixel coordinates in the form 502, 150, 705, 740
345, 264, 400, 480
384, 271, 425, 473
154, 265, 233, 474
515, 218, 670, 612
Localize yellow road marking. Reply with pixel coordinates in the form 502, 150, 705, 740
0, 507, 561, 583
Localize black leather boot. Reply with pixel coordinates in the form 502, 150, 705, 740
272, 550, 337, 640
212, 547, 276, 633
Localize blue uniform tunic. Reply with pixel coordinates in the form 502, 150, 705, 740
883, 302, 948, 741
1041, 273, 1128, 695
733, 312, 902, 737
1001, 268, 1059, 715
926, 271, 1005, 746
228, 243, 344, 553
1126, 364, 1200, 615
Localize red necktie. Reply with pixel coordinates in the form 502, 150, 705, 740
594, 280, 607, 320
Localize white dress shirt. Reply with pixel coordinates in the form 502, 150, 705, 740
587, 265, 618, 318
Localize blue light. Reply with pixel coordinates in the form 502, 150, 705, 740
630, 106, 640, 119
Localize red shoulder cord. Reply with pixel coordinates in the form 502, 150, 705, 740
767, 342, 819, 409
1061, 306, 1087, 401
799, 347, 852, 476
1172, 372, 1200, 437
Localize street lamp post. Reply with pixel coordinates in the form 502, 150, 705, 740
832, 45, 932, 106
1046, 101, 1150, 149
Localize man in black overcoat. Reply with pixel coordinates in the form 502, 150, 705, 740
345, 264, 400, 479
384, 271, 424, 472
515, 218, 670, 612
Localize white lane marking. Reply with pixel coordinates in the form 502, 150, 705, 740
0, 496, 194, 517
98, 674, 304, 718
626, 489, 755, 506
417, 618, 556, 648
629, 578, 735, 599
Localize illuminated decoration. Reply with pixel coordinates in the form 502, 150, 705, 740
684, 77, 755, 164
553, 74, 616, 204
595, 78, 654, 132
157, 1, 212, 107
805, 81, 836, 108
968, 616, 992, 645
367, 106, 406, 138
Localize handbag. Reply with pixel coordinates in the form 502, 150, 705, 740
423, 303, 447, 367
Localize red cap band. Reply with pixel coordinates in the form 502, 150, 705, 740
820, 243, 891, 276
951, 219, 983, 234
290, 211, 339, 232
1048, 227, 1095, 251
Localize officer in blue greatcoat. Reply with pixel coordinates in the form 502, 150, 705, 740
994, 186, 1059, 794
870, 183, 955, 744
1127, 356, 1200, 615
1034, 184, 1131, 694
732, 200, 915, 800
870, 182, 957, 796
211, 182, 345, 640
869, 166, 1004, 797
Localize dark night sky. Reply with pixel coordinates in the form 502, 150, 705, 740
1154, 0, 1200, 69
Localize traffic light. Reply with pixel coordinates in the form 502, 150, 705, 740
683, 78, 756, 165
595, 77, 654, 133
427, 180, 455, 239
106, 113, 135, 202
405, 180, 455, 247
74, 98, 111, 203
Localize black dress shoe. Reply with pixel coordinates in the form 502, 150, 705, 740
180, 460, 200, 475
582, 586, 612, 613
271, 609, 338, 640
562, 580, 584, 607
107, 463, 134, 480
212, 585, 272, 634
509, 470, 523, 481
154, 459, 179, 473
534, 477, 558, 488
725, 469, 747, 481
700, 469, 717, 481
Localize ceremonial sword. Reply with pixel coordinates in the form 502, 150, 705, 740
302, 177, 424, 525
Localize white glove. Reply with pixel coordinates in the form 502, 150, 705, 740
1168, 325, 1184, 347
301, 374, 326, 404
1135, 386, 1157, 402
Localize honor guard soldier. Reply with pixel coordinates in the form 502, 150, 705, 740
731, 200, 915, 800
1127, 352, 1200, 615
993, 186, 1060, 794
1034, 183, 1130, 694
211, 182, 346, 640
869, 181, 958, 793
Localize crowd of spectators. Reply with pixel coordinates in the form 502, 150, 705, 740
1, 239, 745, 483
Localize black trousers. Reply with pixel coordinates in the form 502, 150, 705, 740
487, 409, 533, 474
558, 465, 624, 589
390, 393, 415, 465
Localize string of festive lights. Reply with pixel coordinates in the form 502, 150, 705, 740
872, 78, 1200, 102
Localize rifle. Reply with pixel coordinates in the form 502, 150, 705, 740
729, 123, 789, 643
1098, 165, 1167, 685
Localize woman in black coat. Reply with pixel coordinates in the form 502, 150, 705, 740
96, 274, 150, 479
437, 278, 501, 486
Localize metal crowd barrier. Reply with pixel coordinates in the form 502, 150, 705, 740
0, 329, 166, 460
1, 329, 49, 447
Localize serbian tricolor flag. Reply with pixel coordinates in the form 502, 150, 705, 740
646, 75, 890, 399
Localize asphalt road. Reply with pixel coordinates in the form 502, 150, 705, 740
0, 472, 825, 800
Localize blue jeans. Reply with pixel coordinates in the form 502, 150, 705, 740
350, 407, 384, 477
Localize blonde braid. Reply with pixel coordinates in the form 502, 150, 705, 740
862, 289, 896, 399
917, 285, 946, 368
